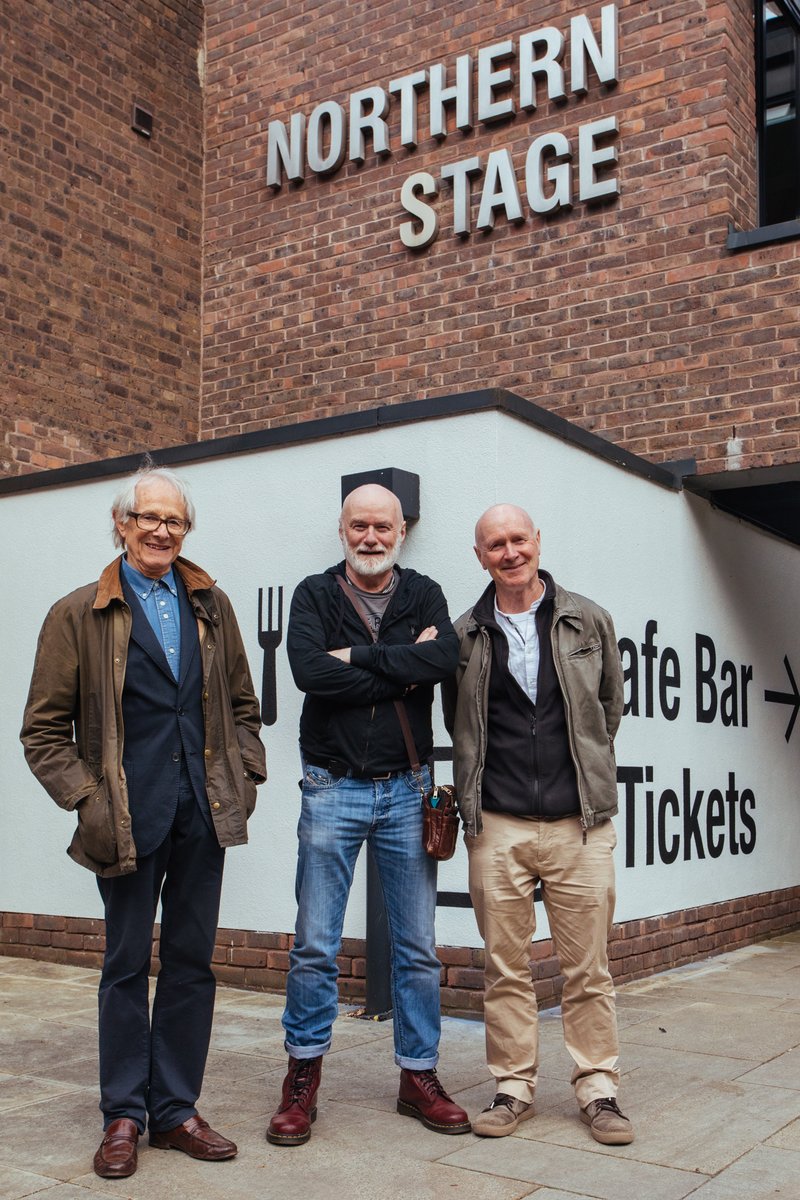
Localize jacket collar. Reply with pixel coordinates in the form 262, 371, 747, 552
467, 571, 581, 632
94, 555, 215, 611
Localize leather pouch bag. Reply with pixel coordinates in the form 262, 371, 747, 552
422, 784, 460, 861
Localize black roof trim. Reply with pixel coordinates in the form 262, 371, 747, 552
0, 390, 689, 497
726, 218, 800, 252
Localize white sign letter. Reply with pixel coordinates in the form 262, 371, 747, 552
525, 132, 572, 213
571, 3, 619, 94
476, 149, 524, 231
441, 156, 482, 236
399, 172, 439, 249
349, 87, 390, 164
307, 102, 346, 175
519, 27, 565, 111
429, 55, 473, 139
266, 113, 306, 189
388, 71, 428, 149
477, 41, 516, 124
578, 116, 619, 202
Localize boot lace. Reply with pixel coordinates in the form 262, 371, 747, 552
288, 1059, 318, 1103
413, 1069, 448, 1099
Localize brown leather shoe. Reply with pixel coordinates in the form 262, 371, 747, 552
267, 1055, 323, 1146
149, 1114, 237, 1160
93, 1118, 139, 1178
397, 1068, 472, 1134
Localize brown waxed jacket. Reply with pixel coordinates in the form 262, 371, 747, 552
20, 555, 266, 877
442, 576, 623, 837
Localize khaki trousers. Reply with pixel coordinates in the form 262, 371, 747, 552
467, 810, 620, 1108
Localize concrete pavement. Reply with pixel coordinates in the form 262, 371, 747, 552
2, 932, 800, 1199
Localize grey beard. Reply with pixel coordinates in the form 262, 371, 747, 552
342, 542, 401, 578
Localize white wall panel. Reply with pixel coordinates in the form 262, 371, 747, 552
2, 411, 798, 948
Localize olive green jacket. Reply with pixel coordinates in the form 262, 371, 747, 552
21, 556, 266, 876
442, 577, 623, 836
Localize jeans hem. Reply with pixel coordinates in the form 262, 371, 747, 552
285, 1040, 330, 1059
395, 1053, 439, 1071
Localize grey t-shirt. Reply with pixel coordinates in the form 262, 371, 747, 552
342, 568, 398, 636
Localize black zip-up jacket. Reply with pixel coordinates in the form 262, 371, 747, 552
287, 562, 459, 775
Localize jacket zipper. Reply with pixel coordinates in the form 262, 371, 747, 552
530, 712, 540, 816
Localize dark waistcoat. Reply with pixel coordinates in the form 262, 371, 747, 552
120, 572, 209, 856
481, 590, 581, 821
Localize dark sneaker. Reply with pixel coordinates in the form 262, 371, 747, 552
580, 1096, 634, 1145
472, 1092, 535, 1137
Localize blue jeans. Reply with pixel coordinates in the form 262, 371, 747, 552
283, 762, 441, 1069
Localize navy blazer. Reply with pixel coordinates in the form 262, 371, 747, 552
120, 572, 209, 855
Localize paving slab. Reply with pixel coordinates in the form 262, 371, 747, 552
438, 1135, 706, 1200
0, 1073, 87, 1115
735, 1045, 800, 1089
0, 979, 96, 1024
686, 1143, 800, 1199
765, 1115, 800, 1152
0, 1164, 64, 1200
0, 1022, 99, 1082
2, 932, 800, 1200
522, 1078, 800, 1175
0, 1091, 101, 1182
618, 1000, 800, 1062
618, 981, 792, 1014
75, 1101, 532, 1200
0, 960, 100, 985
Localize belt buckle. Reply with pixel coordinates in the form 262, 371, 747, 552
372, 771, 393, 781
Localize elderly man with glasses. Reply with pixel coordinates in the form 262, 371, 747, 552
21, 462, 266, 1179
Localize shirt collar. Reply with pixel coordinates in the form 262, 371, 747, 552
121, 556, 178, 598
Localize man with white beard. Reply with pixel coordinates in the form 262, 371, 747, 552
268, 484, 469, 1146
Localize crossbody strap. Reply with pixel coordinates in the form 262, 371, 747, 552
334, 573, 421, 773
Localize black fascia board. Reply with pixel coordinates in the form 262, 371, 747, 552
0, 389, 689, 498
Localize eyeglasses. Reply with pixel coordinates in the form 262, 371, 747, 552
128, 511, 191, 536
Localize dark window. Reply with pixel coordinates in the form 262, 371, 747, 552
757, 0, 800, 225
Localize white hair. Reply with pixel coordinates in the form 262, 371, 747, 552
111, 460, 196, 548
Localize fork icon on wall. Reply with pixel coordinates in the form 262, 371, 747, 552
257, 586, 284, 727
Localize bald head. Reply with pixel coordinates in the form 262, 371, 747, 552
340, 484, 403, 528
475, 504, 537, 550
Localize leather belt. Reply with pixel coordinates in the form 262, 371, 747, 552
305, 757, 407, 781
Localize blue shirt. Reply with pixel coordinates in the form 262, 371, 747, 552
494, 588, 546, 705
121, 557, 182, 679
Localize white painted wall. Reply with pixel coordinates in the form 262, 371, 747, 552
2, 410, 798, 948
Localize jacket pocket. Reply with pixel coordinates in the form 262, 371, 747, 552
76, 781, 117, 865
564, 641, 603, 690
243, 771, 258, 818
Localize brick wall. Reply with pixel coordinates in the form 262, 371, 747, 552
202, 0, 800, 474
0, 0, 204, 476
4, 886, 798, 1015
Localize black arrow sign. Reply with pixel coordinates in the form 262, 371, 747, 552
764, 656, 800, 743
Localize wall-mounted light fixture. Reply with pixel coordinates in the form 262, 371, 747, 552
341, 468, 420, 522
131, 103, 154, 139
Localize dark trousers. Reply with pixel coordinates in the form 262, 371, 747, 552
96, 765, 225, 1132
